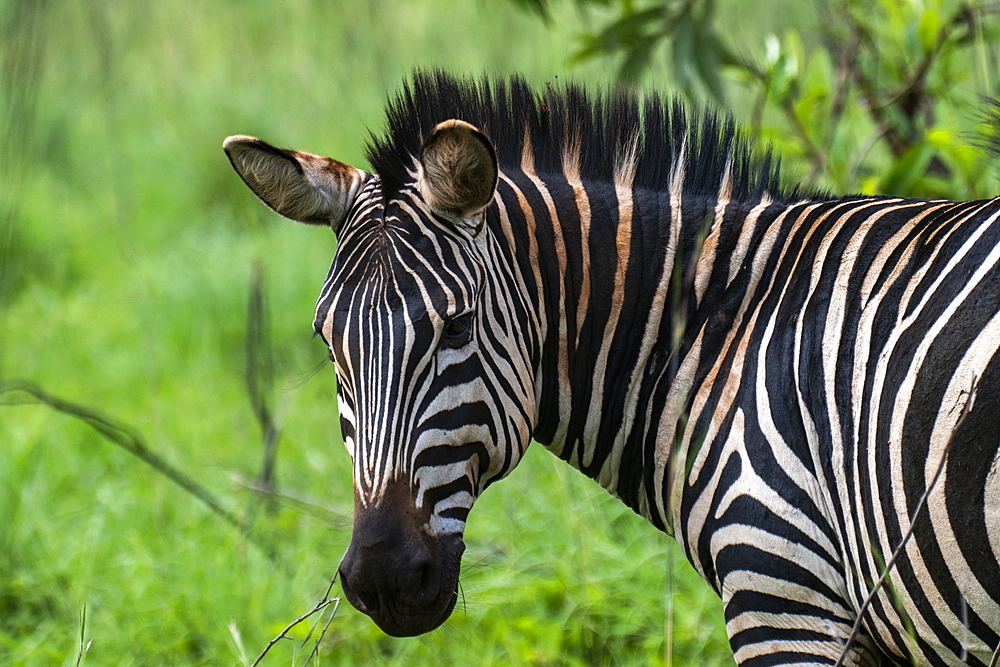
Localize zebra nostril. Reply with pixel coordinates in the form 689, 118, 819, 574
416, 560, 437, 598
338, 564, 372, 614
401, 556, 438, 603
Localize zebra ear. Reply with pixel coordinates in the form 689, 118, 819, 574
223, 135, 367, 232
419, 120, 498, 220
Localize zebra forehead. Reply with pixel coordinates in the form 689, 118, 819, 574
315, 225, 478, 339
337, 188, 476, 255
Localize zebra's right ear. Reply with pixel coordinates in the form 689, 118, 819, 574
223, 135, 367, 232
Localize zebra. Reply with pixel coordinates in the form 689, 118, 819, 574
224, 72, 1000, 665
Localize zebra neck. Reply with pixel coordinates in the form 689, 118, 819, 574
495, 162, 777, 533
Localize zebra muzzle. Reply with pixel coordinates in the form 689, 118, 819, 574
339, 498, 465, 636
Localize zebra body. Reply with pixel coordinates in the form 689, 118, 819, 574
224, 73, 1000, 665
678, 194, 1000, 665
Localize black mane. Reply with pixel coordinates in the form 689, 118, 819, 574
366, 71, 812, 204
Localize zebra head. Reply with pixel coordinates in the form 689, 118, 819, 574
224, 119, 534, 636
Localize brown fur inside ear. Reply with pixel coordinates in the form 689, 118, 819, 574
420, 120, 498, 217
223, 135, 365, 228
225, 138, 319, 221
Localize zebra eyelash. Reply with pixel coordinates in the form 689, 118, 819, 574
311, 329, 336, 361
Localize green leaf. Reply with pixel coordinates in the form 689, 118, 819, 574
596, 6, 663, 50
509, 0, 552, 22
619, 34, 661, 82
571, 5, 663, 64
671, 12, 696, 98
879, 141, 935, 196
693, 27, 726, 103
918, 8, 942, 53
570, 34, 606, 64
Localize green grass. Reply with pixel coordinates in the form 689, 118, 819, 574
0, 0, 733, 664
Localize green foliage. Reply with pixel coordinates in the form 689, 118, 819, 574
0, 0, 728, 665
573, 0, 732, 98
530, 0, 1000, 197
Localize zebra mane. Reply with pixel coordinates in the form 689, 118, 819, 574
366, 71, 806, 203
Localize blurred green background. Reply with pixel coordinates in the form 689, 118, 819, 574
1, 0, 996, 665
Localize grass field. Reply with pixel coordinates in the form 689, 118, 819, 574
0, 0, 839, 664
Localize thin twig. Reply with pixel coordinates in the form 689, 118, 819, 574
0, 379, 277, 562
847, 127, 890, 186
249, 600, 335, 667
782, 98, 827, 183
819, 10, 858, 156
834, 376, 978, 666
303, 598, 342, 666
872, 12, 956, 114
231, 473, 350, 525
251, 575, 340, 667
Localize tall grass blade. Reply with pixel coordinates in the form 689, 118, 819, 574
246, 260, 280, 499
75, 603, 89, 667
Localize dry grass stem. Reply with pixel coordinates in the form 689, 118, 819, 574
251, 575, 340, 667
231, 473, 350, 525
245, 261, 280, 499
834, 376, 978, 666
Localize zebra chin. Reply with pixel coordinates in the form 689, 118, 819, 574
338, 493, 467, 637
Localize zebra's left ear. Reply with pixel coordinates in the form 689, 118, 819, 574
418, 120, 498, 224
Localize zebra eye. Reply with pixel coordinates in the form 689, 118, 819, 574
441, 312, 474, 349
